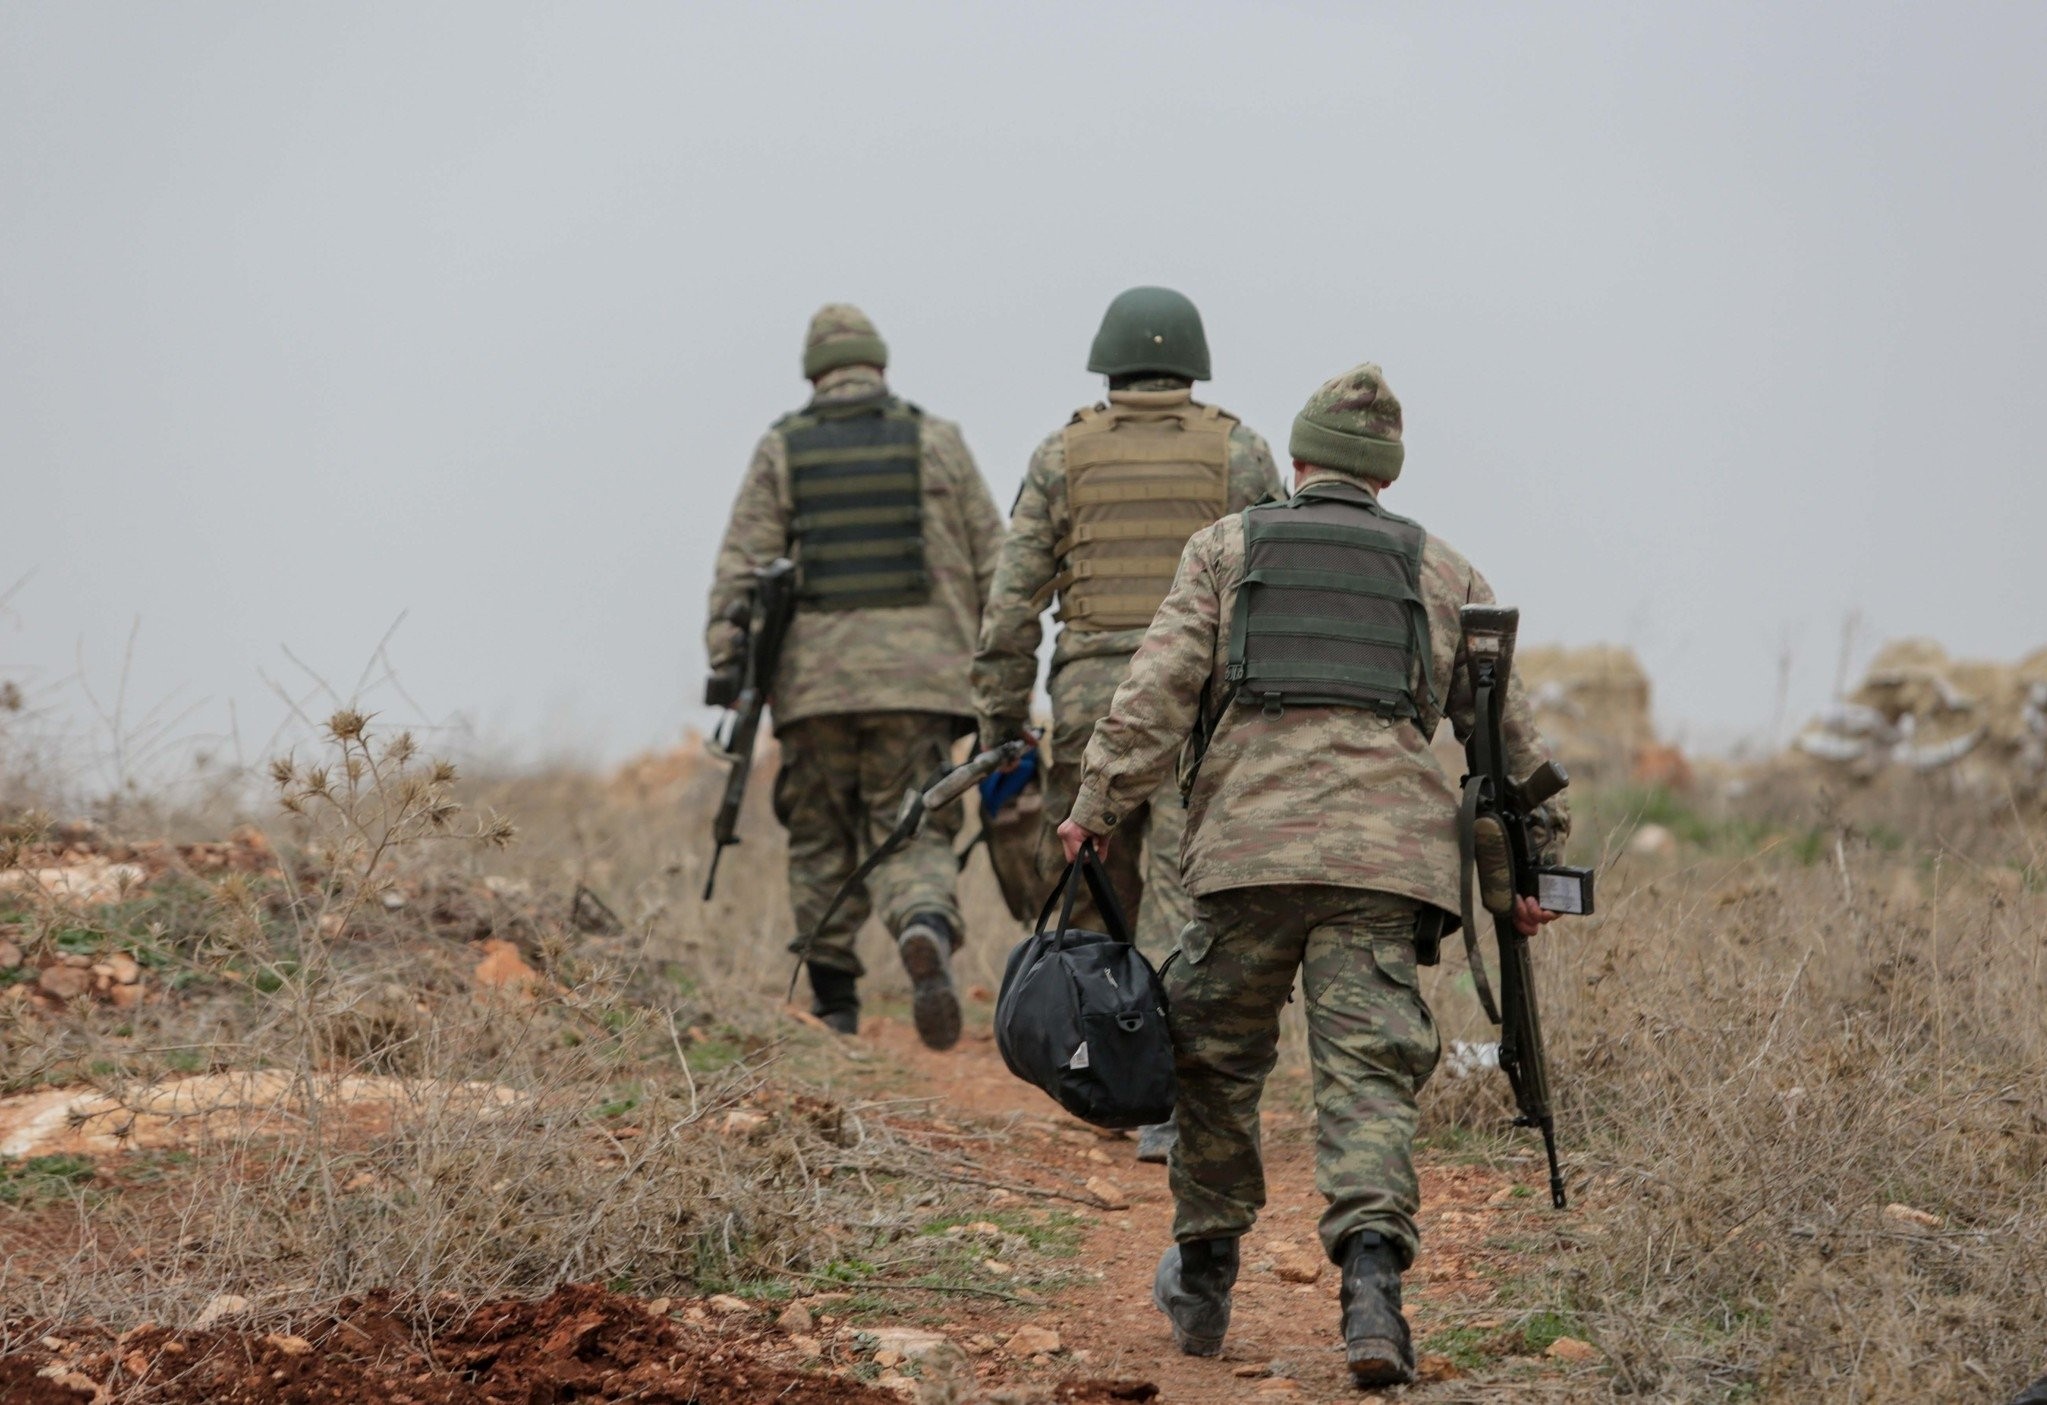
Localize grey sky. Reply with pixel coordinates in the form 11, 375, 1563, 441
4, 2, 2043, 777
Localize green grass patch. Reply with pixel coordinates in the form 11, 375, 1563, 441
919, 1208, 1084, 1257
0, 1154, 97, 1206
1422, 1326, 1494, 1371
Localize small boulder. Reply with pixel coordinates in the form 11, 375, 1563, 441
38, 965, 91, 1000
1546, 1336, 1600, 1364
1005, 1325, 1061, 1357
705, 1294, 753, 1315
1085, 1176, 1130, 1210
193, 1294, 252, 1328
1882, 1202, 1942, 1230
776, 1302, 814, 1335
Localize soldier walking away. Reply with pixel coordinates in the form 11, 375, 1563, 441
705, 305, 1004, 1049
972, 286, 1281, 1164
1055, 363, 1574, 1387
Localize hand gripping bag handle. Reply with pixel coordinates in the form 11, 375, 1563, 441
1033, 838, 1133, 945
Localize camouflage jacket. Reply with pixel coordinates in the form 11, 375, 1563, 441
706, 366, 1005, 727
971, 386, 1281, 739
1069, 471, 1567, 913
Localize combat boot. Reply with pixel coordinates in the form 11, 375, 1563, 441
806, 962, 859, 1036
2013, 1373, 2047, 1405
1152, 1236, 1238, 1356
1339, 1231, 1413, 1387
1135, 1119, 1178, 1165
895, 912, 961, 1051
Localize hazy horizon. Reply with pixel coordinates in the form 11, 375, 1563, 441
5, 3, 2044, 787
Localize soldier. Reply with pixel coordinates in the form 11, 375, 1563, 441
1055, 363, 1572, 1386
972, 286, 1281, 1163
705, 305, 1004, 1050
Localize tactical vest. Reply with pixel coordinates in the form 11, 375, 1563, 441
1225, 480, 1435, 722
1040, 393, 1233, 631
781, 395, 931, 611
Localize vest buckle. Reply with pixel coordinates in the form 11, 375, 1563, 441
1261, 693, 1284, 719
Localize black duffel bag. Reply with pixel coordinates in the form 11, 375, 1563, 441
994, 842, 1176, 1129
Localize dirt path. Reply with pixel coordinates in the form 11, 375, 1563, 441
847, 1009, 1562, 1403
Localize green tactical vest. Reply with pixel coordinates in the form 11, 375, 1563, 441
780, 394, 931, 611
1225, 479, 1435, 721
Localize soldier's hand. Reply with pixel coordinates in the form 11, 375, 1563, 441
1057, 818, 1107, 864
1514, 895, 1561, 937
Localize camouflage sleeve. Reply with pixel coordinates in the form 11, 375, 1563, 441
1069, 529, 1221, 834
956, 430, 1007, 611
1445, 568, 1572, 858
971, 438, 1060, 741
1225, 424, 1284, 511
705, 431, 791, 672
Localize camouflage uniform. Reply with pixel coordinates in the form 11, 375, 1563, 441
973, 383, 1280, 957
1068, 364, 1566, 1267
707, 307, 1004, 979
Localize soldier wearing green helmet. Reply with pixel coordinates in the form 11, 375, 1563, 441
971, 287, 1282, 1164
705, 304, 1005, 1051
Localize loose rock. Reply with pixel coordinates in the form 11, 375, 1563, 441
775, 1302, 813, 1334
193, 1293, 252, 1328
1005, 1324, 1061, 1357
1546, 1336, 1600, 1363
1085, 1176, 1130, 1210
38, 965, 91, 1000
1882, 1202, 1942, 1229
705, 1293, 753, 1315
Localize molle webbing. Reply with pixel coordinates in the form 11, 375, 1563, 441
783, 396, 930, 611
1227, 482, 1432, 719
1044, 396, 1232, 631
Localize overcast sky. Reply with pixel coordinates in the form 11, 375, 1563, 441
4, 2, 2043, 781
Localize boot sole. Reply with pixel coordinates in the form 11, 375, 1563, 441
1151, 1276, 1226, 1356
1348, 1341, 1414, 1387
898, 928, 961, 1051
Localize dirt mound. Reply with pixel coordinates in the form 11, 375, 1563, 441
19, 1284, 897, 1404
10, 1283, 1162, 1405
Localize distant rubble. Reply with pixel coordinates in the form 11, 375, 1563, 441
1513, 643, 1690, 789
1794, 638, 2047, 791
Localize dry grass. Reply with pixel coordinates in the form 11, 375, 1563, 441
1417, 779, 2047, 1401
4, 714, 2045, 1401
0, 717, 1021, 1335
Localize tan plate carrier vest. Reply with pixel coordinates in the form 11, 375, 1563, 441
1036, 393, 1234, 631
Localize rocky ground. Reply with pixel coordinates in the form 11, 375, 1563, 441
2, 994, 1599, 1404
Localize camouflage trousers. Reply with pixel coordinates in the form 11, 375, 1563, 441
1041, 653, 1192, 962
1165, 885, 1442, 1268
775, 711, 964, 978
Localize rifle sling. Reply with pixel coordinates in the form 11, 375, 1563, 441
1459, 772, 1503, 1027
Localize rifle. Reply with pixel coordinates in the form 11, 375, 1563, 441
1456, 604, 1595, 1210
786, 737, 1035, 997
702, 558, 798, 900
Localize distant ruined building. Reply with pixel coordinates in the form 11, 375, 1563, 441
1795, 639, 2047, 791
1514, 644, 1689, 788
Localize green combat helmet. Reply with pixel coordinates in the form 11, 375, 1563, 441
803, 303, 889, 380
1289, 362, 1406, 485
1087, 286, 1211, 381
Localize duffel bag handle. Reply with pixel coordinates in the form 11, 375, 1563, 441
1035, 839, 1134, 945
